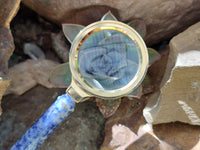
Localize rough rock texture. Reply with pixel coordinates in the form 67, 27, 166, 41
51, 32, 70, 62
100, 46, 170, 149
22, 0, 200, 45
0, 27, 15, 72
5, 59, 59, 95
126, 133, 160, 150
0, 86, 105, 150
191, 140, 200, 150
101, 97, 200, 150
0, 0, 20, 72
0, 0, 20, 27
153, 122, 200, 150
107, 123, 175, 150
101, 97, 148, 150
0, 73, 10, 115
101, 45, 200, 150
143, 22, 200, 125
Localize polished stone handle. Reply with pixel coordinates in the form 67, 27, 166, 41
10, 94, 75, 150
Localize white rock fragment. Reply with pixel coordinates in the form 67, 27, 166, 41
24, 43, 45, 60
109, 124, 138, 150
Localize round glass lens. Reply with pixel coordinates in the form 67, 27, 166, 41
78, 30, 139, 90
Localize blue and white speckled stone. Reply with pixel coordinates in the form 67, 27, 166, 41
10, 94, 75, 150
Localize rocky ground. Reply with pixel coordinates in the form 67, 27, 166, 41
0, 4, 106, 150
0, 86, 105, 150
1, 1, 200, 150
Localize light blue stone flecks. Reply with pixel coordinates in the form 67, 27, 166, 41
10, 94, 75, 150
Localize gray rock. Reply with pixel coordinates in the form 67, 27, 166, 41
0, 86, 105, 149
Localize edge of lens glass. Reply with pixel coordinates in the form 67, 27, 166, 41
69, 20, 148, 99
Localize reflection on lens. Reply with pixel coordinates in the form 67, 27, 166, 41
78, 30, 139, 90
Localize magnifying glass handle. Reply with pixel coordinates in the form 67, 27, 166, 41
10, 93, 75, 150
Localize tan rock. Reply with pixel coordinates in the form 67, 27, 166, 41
153, 122, 200, 150
22, 0, 200, 45
0, 0, 20, 27
0, 0, 20, 72
30, 59, 59, 88
143, 22, 200, 125
0, 72, 10, 115
126, 133, 160, 150
5, 59, 59, 95
0, 0, 20, 114
6, 60, 37, 95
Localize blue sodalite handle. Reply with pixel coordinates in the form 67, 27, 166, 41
10, 94, 75, 150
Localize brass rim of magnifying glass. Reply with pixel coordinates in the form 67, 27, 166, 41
69, 20, 148, 99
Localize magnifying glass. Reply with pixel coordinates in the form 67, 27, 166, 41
11, 18, 148, 150
68, 20, 148, 102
